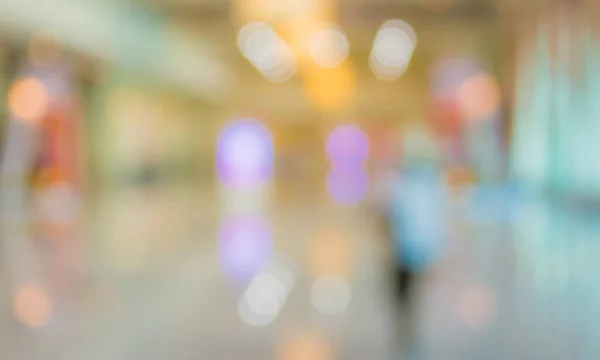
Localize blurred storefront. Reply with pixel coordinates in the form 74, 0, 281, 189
95, 80, 204, 189
0, 33, 92, 302
0, 0, 231, 292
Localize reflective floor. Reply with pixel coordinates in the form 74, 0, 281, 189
2, 182, 600, 359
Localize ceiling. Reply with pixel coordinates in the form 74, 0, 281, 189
141, 0, 511, 122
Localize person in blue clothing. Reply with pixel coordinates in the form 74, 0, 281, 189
387, 125, 448, 305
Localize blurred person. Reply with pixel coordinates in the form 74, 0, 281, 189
384, 124, 449, 359
386, 124, 447, 305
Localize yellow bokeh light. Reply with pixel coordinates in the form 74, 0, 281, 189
278, 331, 333, 360
8, 77, 49, 124
234, 0, 334, 25
13, 285, 53, 328
456, 73, 501, 121
280, 19, 317, 63
303, 62, 356, 111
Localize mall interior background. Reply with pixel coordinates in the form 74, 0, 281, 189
1, 0, 600, 359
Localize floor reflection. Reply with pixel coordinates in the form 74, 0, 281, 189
1, 184, 600, 358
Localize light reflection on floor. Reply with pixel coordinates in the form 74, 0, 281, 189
1, 183, 600, 359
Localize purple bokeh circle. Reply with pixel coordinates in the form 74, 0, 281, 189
326, 124, 370, 170
218, 216, 272, 281
326, 169, 369, 206
216, 119, 274, 188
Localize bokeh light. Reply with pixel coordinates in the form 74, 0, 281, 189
325, 124, 369, 205
237, 255, 297, 327
237, 22, 297, 82
238, 272, 289, 327
307, 24, 349, 69
13, 285, 53, 328
217, 119, 274, 189
370, 19, 416, 80
8, 77, 49, 123
262, 256, 296, 291
277, 331, 334, 360
430, 57, 500, 121
326, 169, 369, 206
233, 0, 335, 26
456, 72, 501, 121
456, 284, 497, 329
244, 274, 287, 316
311, 275, 352, 315
238, 292, 277, 327
326, 124, 370, 169
219, 216, 273, 281
430, 56, 480, 101
303, 62, 356, 111
309, 230, 354, 278
369, 57, 409, 80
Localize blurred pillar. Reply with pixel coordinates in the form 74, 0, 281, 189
510, 0, 599, 197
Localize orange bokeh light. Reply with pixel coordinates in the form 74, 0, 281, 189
278, 331, 333, 360
308, 229, 354, 278
303, 62, 356, 111
8, 77, 49, 124
13, 285, 53, 328
456, 73, 501, 121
